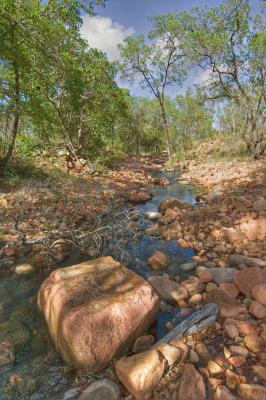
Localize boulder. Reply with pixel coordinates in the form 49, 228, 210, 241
179, 363, 206, 400
78, 379, 120, 400
233, 267, 266, 297
205, 288, 248, 319
251, 283, 266, 306
148, 276, 188, 304
209, 268, 237, 284
158, 198, 192, 213
147, 250, 170, 271
38, 257, 159, 371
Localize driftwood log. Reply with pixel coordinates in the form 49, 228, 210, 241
157, 303, 219, 345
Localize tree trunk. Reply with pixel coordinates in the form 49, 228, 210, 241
159, 100, 172, 160
0, 61, 20, 169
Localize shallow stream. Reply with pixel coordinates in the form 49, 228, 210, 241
0, 169, 198, 399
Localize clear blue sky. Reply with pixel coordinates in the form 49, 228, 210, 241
80, 0, 262, 97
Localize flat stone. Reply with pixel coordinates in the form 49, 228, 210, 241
244, 335, 264, 353
249, 301, 266, 319
205, 288, 248, 319
234, 267, 266, 297
219, 283, 239, 299
251, 283, 266, 306
208, 360, 223, 375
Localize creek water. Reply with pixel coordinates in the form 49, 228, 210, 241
0, 169, 198, 399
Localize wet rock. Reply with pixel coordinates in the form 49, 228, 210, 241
145, 211, 161, 221
115, 348, 166, 399
0, 341, 15, 366
51, 239, 73, 262
210, 268, 237, 284
177, 238, 191, 248
38, 257, 159, 371
249, 301, 266, 319
78, 379, 120, 400
179, 363, 206, 400
133, 335, 155, 353
181, 276, 205, 295
158, 198, 192, 213
253, 198, 266, 212
179, 261, 196, 272
230, 254, 266, 268
205, 288, 248, 319
251, 283, 266, 306
214, 385, 236, 400
238, 383, 266, 400
15, 263, 35, 275
127, 191, 152, 204
148, 276, 188, 304
219, 283, 239, 299
244, 335, 264, 353
234, 267, 266, 297
147, 250, 170, 271
240, 218, 266, 240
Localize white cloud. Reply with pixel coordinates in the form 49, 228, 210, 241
80, 15, 134, 61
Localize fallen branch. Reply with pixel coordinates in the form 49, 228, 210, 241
157, 303, 219, 344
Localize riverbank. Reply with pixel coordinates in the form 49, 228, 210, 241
0, 155, 265, 400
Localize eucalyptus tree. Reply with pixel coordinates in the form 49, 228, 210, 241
153, 0, 266, 158
118, 28, 187, 159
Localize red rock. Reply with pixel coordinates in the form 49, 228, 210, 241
222, 227, 244, 243
147, 250, 170, 271
214, 385, 236, 400
196, 267, 213, 283
249, 301, 266, 319
219, 283, 239, 299
233, 267, 266, 297
165, 208, 179, 222
38, 257, 159, 371
244, 335, 264, 353
179, 363, 206, 400
240, 218, 266, 240
251, 283, 266, 306
181, 276, 205, 295
228, 356, 246, 368
238, 383, 266, 400
128, 191, 152, 204
205, 288, 248, 319
148, 276, 188, 304
253, 198, 266, 212
224, 319, 257, 336
224, 324, 239, 339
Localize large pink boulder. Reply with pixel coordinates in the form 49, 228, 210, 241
38, 257, 159, 371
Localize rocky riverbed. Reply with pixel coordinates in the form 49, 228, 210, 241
0, 156, 265, 399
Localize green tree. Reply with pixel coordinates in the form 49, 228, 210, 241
118, 29, 187, 159
153, 0, 266, 158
